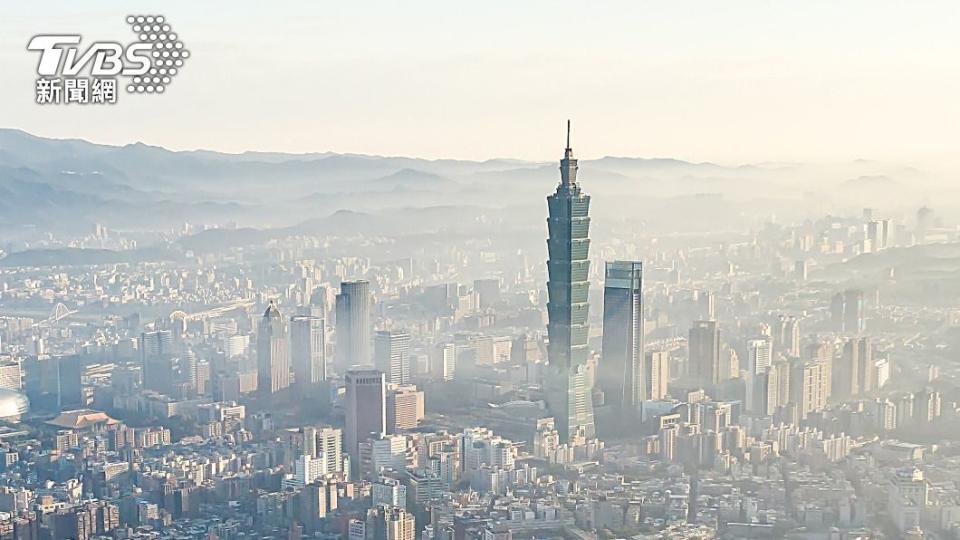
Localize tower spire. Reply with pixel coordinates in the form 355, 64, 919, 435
560, 119, 578, 185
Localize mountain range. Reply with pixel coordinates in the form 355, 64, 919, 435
0, 128, 943, 242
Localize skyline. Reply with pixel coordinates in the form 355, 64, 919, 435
2, 4, 960, 540
1, 1, 959, 166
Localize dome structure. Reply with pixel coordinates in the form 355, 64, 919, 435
0, 389, 30, 422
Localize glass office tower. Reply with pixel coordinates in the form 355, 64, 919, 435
545, 121, 595, 442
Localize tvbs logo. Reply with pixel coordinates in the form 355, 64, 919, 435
27, 15, 189, 105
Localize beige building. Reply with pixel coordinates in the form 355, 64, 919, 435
386, 384, 424, 433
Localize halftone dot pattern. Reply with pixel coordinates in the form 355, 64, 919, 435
125, 15, 189, 94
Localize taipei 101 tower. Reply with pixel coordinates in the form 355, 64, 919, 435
545, 121, 596, 442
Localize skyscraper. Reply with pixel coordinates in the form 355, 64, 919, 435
807, 341, 834, 402
431, 343, 456, 381
844, 289, 865, 334
749, 366, 778, 417
773, 359, 791, 408
917, 387, 942, 423
385, 384, 425, 433
776, 315, 801, 358
375, 506, 415, 540
257, 301, 290, 394
688, 321, 721, 388
139, 330, 173, 363
835, 337, 873, 398
291, 315, 326, 386
853, 336, 875, 395
745, 337, 773, 375
599, 261, 644, 409
697, 290, 716, 320
344, 368, 386, 467
315, 426, 344, 475
790, 359, 826, 418
645, 350, 669, 401
544, 121, 595, 442
830, 292, 845, 331
741, 336, 774, 419
832, 289, 865, 333
336, 281, 372, 373
374, 330, 411, 385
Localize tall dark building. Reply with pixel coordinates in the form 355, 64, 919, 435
831, 289, 865, 333
335, 281, 372, 373
599, 260, 644, 409
749, 366, 778, 417
472, 278, 501, 309
544, 121, 595, 442
834, 337, 872, 398
24, 355, 79, 411
291, 315, 326, 386
257, 301, 290, 393
139, 330, 173, 363
844, 289, 865, 334
689, 321, 721, 388
56, 355, 84, 409
344, 368, 386, 468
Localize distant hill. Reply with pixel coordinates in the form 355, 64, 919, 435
368, 168, 457, 191
0, 246, 182, 267
0, 127, 943, 237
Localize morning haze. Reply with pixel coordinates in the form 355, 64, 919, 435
0, 3, 959, 540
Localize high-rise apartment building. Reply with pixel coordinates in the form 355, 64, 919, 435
431, 343, 456, 381
917, 388, 942, 423
645, 350, 669, 401
806, 342, 834, 403
773, 359, 791, 408
294, 454, 325, 487
790, 359, 826, 418
776, 315, 801, 358
377, 506, 415, 540
315, 426, 344, 475
745, 337, 773, 375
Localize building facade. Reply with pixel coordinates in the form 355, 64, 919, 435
544, 122, 596, 442
336, 281, 372, 373
257, 302, 290, 394
599, 260, 644, 409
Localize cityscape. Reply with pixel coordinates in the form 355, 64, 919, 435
0, 122, 958, 540
2, 3, 960, 540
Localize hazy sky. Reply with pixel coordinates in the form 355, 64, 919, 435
2, 1, 959, 164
